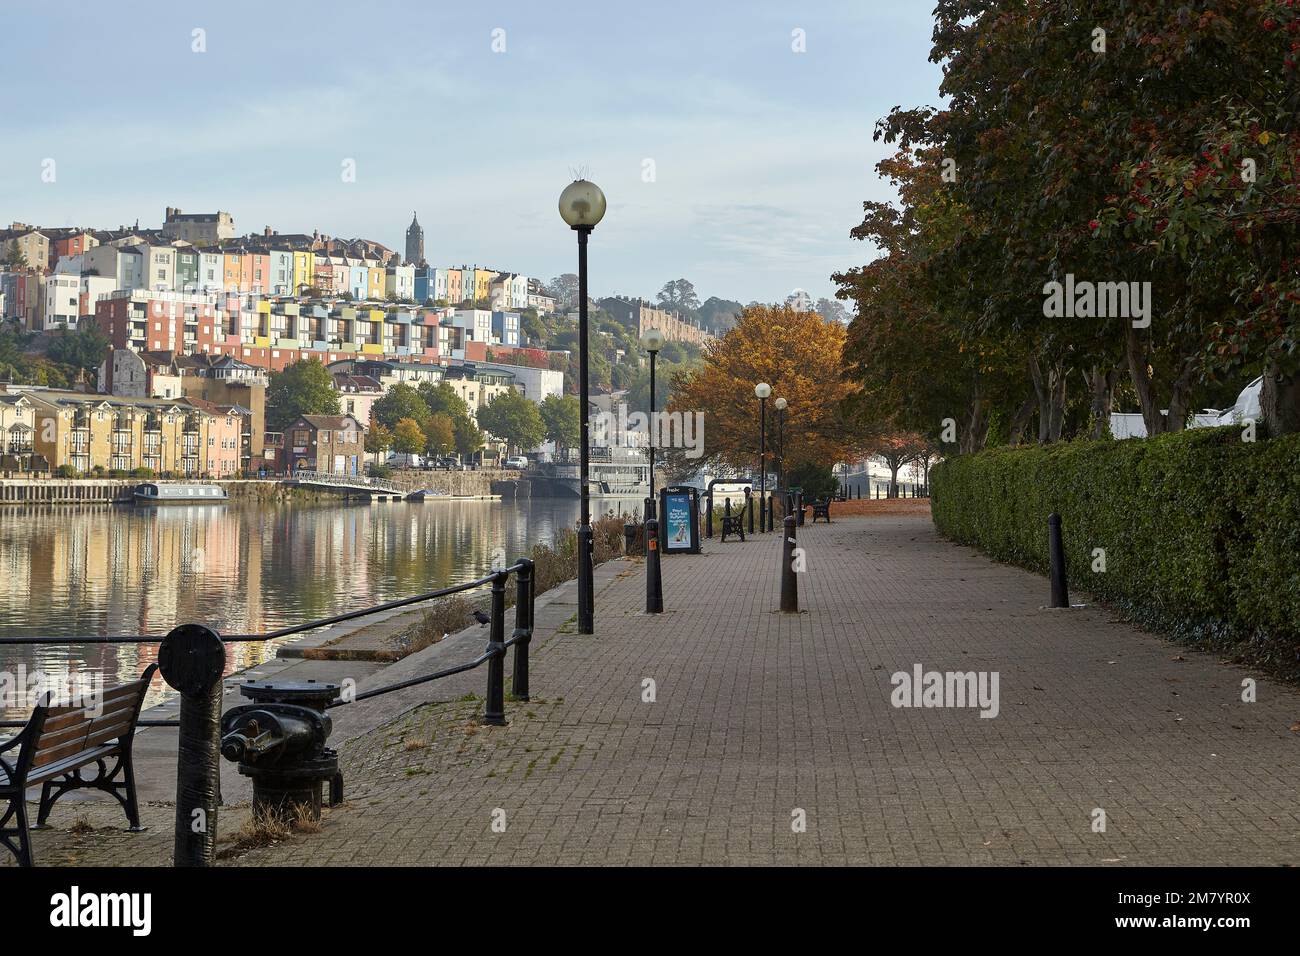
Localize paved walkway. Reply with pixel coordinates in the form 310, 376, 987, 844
10, 511, 1299, 866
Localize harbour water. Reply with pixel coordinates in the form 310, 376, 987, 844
0, 497, 645, 719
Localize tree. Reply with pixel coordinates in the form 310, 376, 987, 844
668, 305, 868, 474
539, 394, 580, 452
453, 415, 484, 459
267, 358, 340, 431
548, 274, 579, 311
698, 296, 745, 334
45, 324, 110, 379
392, 417, 425, 454
476, 389, 545, 453
365, 421, 393, 456
424, 413, 455, 456
872, 433, 928, 498
656, 278, 700, 316
2, 245, 26, 269
372, 383, 429, 431
815, 298, 848, 324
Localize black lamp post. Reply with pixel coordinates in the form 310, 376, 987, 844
755, 382, 770, 531
640, 327, 664, 519
774, 395, 787, 501
559, 178, 607, 636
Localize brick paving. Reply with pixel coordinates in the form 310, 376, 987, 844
9, 511, 1299, 866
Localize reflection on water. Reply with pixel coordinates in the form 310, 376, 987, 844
0, 497, 644, 718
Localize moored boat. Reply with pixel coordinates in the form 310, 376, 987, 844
132, 482, 228, 505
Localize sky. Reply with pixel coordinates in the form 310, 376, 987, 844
0, 1, 943, 308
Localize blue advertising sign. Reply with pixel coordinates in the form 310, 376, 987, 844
659, 486, 699, 553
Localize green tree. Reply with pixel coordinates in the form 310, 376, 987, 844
453, 414, 484, 459
45, 324, 110, 379
656, 278, 700, 316
267, 358, 340, 431
476, 389, 545, 453
372, 383, 430, 431
539, 394, 580, 452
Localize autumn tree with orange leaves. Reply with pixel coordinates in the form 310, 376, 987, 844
666, 305, 871, 476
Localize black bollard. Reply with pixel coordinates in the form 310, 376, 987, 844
158, 623, 226, 867
767, 492, 775, 531
484, 571, 508, 725
577, 526, 594, 634
645, 518, 663, 613
1048, 512, 1070, 608
795, 490, 805, 526
746, 488, 754, 534
511, 559, 534, 701
705, 492, 714, 538
624, 522, 637, 557
780, 515, 798, 613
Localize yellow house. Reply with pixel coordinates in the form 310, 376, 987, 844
291, 251, 316, 294
473, 269, 495, 305
367, 265, 386, 300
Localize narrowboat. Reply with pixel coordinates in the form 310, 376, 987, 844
132, 482, 229, 505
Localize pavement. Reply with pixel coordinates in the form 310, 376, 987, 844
7, 509, 1298, 866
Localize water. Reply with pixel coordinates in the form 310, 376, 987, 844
0, 497, 644, 719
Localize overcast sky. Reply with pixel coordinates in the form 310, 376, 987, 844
0, 1, 941, 308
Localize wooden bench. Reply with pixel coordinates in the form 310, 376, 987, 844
0, 664, 157, 867
811, 499, 832, 523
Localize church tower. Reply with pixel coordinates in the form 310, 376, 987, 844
405, 211, 424, 265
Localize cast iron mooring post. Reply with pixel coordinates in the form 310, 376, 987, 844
158, 623, 226, 867
645, 517, 663, 614
484, 571, 508, 725
780, 515, 799, 614
511, 559, 534, 702
1048, 512, 1070, 608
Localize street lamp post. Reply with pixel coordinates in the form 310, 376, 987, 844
755, 382, 771, 532
559, 178, 607, 636
774, 396, 787, 511
641, 327, 664, 520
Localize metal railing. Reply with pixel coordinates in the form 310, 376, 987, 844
288, 469, 404, 494
0, 558, 537, 865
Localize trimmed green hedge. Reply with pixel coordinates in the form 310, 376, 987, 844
930, 427, 1300, 677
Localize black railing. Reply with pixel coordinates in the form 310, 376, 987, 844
0, 558, 536, 758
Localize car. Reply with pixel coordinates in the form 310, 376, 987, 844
505, 456, 530, 470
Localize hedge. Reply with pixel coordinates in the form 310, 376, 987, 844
930, 427, 1300, 678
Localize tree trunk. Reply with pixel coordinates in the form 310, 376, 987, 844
1008, 394, 1036, 446
1086, 366, 1119, 439
1261, 365, 1300, 437
1030, 355, 1069, 444
960, 399, 989, 454
1124, 323, 1167, 436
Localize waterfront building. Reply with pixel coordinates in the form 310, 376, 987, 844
332, 373, 384, 428
0, 393, 36, 470
282, 414, 366, 475
13, 388, 227, 476
491, 310, 520, 348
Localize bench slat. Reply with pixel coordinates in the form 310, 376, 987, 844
24, 745, 120, 786
82, 719, 136, 751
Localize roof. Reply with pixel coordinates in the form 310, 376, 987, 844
299, 414, 365, 431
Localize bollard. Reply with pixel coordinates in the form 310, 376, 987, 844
158, 623, 226, 867
780, 516, 798, 613
512, 559, 534, 701
645, 518, 663, 613
624, 522, 638, 557
577, 526, 594, 634
795, 490, 805, 526
767, 492, 774, 532
746, 488, 754, 534
705, 492, 714, 538
484, 571, 508, 725
1048, 512, 1070, 608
